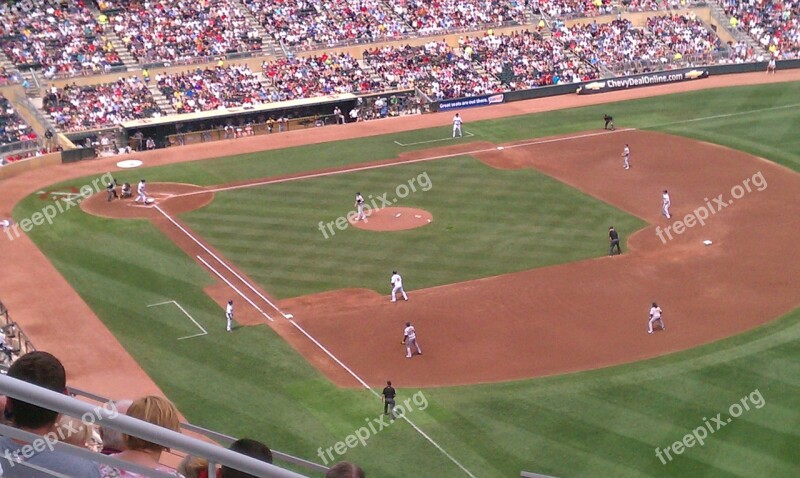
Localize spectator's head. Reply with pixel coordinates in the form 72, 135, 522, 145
220, 438, 273, 477
100, 399, 132, 453
326, 461, 365, 478
57, 414, 97, 449
123, 396, 181, 453
6, 351, 67, 430
178, 455, 209, 478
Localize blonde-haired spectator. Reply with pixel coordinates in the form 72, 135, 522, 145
98, 395, 185, 477
58, 415, 102, 452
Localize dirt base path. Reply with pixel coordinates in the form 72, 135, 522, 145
0, 71, 798, 395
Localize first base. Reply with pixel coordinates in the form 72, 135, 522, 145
703, 239, 713, 246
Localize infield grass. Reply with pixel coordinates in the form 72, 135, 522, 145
14, 81, 800, 477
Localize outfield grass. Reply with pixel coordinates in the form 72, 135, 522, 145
14, 82, 800, 477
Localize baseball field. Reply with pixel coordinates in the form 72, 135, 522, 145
6, 75, 800, 477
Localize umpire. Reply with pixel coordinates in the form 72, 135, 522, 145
603, 114, 615, 130
609, 226, 621, 255
381, 380, 396, 420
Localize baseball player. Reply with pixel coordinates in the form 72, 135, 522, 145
452, 113, 463, 138
105, 179, 118, 202
648, 302, 665, 334
767, 57, 776, 74
662, 190, 671, 219
390, 270, 408, 302
622, 144, 630, 170
402, 321, 422, 358
603, 114, 614, 130
135, 179, 148, 204
354, 192, 366, 221
225, 300, 234, 332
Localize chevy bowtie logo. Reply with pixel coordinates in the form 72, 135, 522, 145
584, 81, 606, 90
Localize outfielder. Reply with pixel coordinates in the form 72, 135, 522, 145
452, 113, 463, 138
622, 144, 630, 170
354, 192, 366, 221
226, 300, 234, 332
390, 270, 408, 302
662, 190, 671, 219
402, 321, 422, 358
135, 179, 149, 204
648, 302, 665, 334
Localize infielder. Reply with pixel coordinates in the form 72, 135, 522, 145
390, 270, 408, 302
226, 300, 234, 332
402, 321, 422, 358
354, 192, 366, 221
622, 144, 630, 170
662, 190, 671, 219
648, 302, 665, 334
135, 179, 149, 204
452, 113, 463, 138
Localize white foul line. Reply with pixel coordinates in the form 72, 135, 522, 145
196, 255, 274, 322
285, 317, 476, 478
394, 131, 474, 146
152, 209, 474, 477
154, 204, 288, 319
146, 300, 208, 340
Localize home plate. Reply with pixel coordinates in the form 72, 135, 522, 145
703, 239, 713, 246
497, 146, 504, 150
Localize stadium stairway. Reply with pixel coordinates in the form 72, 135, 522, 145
148, 85, 177, 115
707, 0, 768, 58
84, 1, 139, 70
234, 0, 284, 59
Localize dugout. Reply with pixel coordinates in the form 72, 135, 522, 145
121, 94, 361, 149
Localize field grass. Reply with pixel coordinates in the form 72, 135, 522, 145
14, 81, 800, 477
181, 157, 644, 298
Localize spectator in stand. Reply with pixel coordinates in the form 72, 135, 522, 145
100, 399, 133, 454
724, 0, 799, 60
110, 0, 262, 64
326, 462, 365, 478
158, 65, 271, 114
533, 0, 613, 18
261, 53, 382, 102
395, 0, 527, 34
0, 351, 102, 476
1, 95, 37, 145
98, 395, 184, 477
42, 77, 162, 132
243, 0, 408, 50
0, 0, 123, 78
220, 438, 273, 478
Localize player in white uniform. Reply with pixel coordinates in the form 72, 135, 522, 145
648, 302, 665, 334
403, 321, 422, 358
452, 113, 463, 138
662, 190, 671, 219
135, 179, 148, 204
226, 300, 234, 332
390, 270, 408, 302
354, 192, 366, 221
622, 144, 630, 170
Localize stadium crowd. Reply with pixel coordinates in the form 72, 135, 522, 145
364, 40, 504, 100
261, 52, 382, 101
243, 0, 409, 49
0, 0, 123, 78
532, 0, 614, 18
157, 64, 271, 113
108, 0, 263, 64
460, 31, 599, 89
393, 0, 529, 34
1, 95, 36, 145
553, 13, 722, 71
42, 77, 162, 131
724, 0, 800, 58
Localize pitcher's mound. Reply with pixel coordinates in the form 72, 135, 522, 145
350, 207, 432, 231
